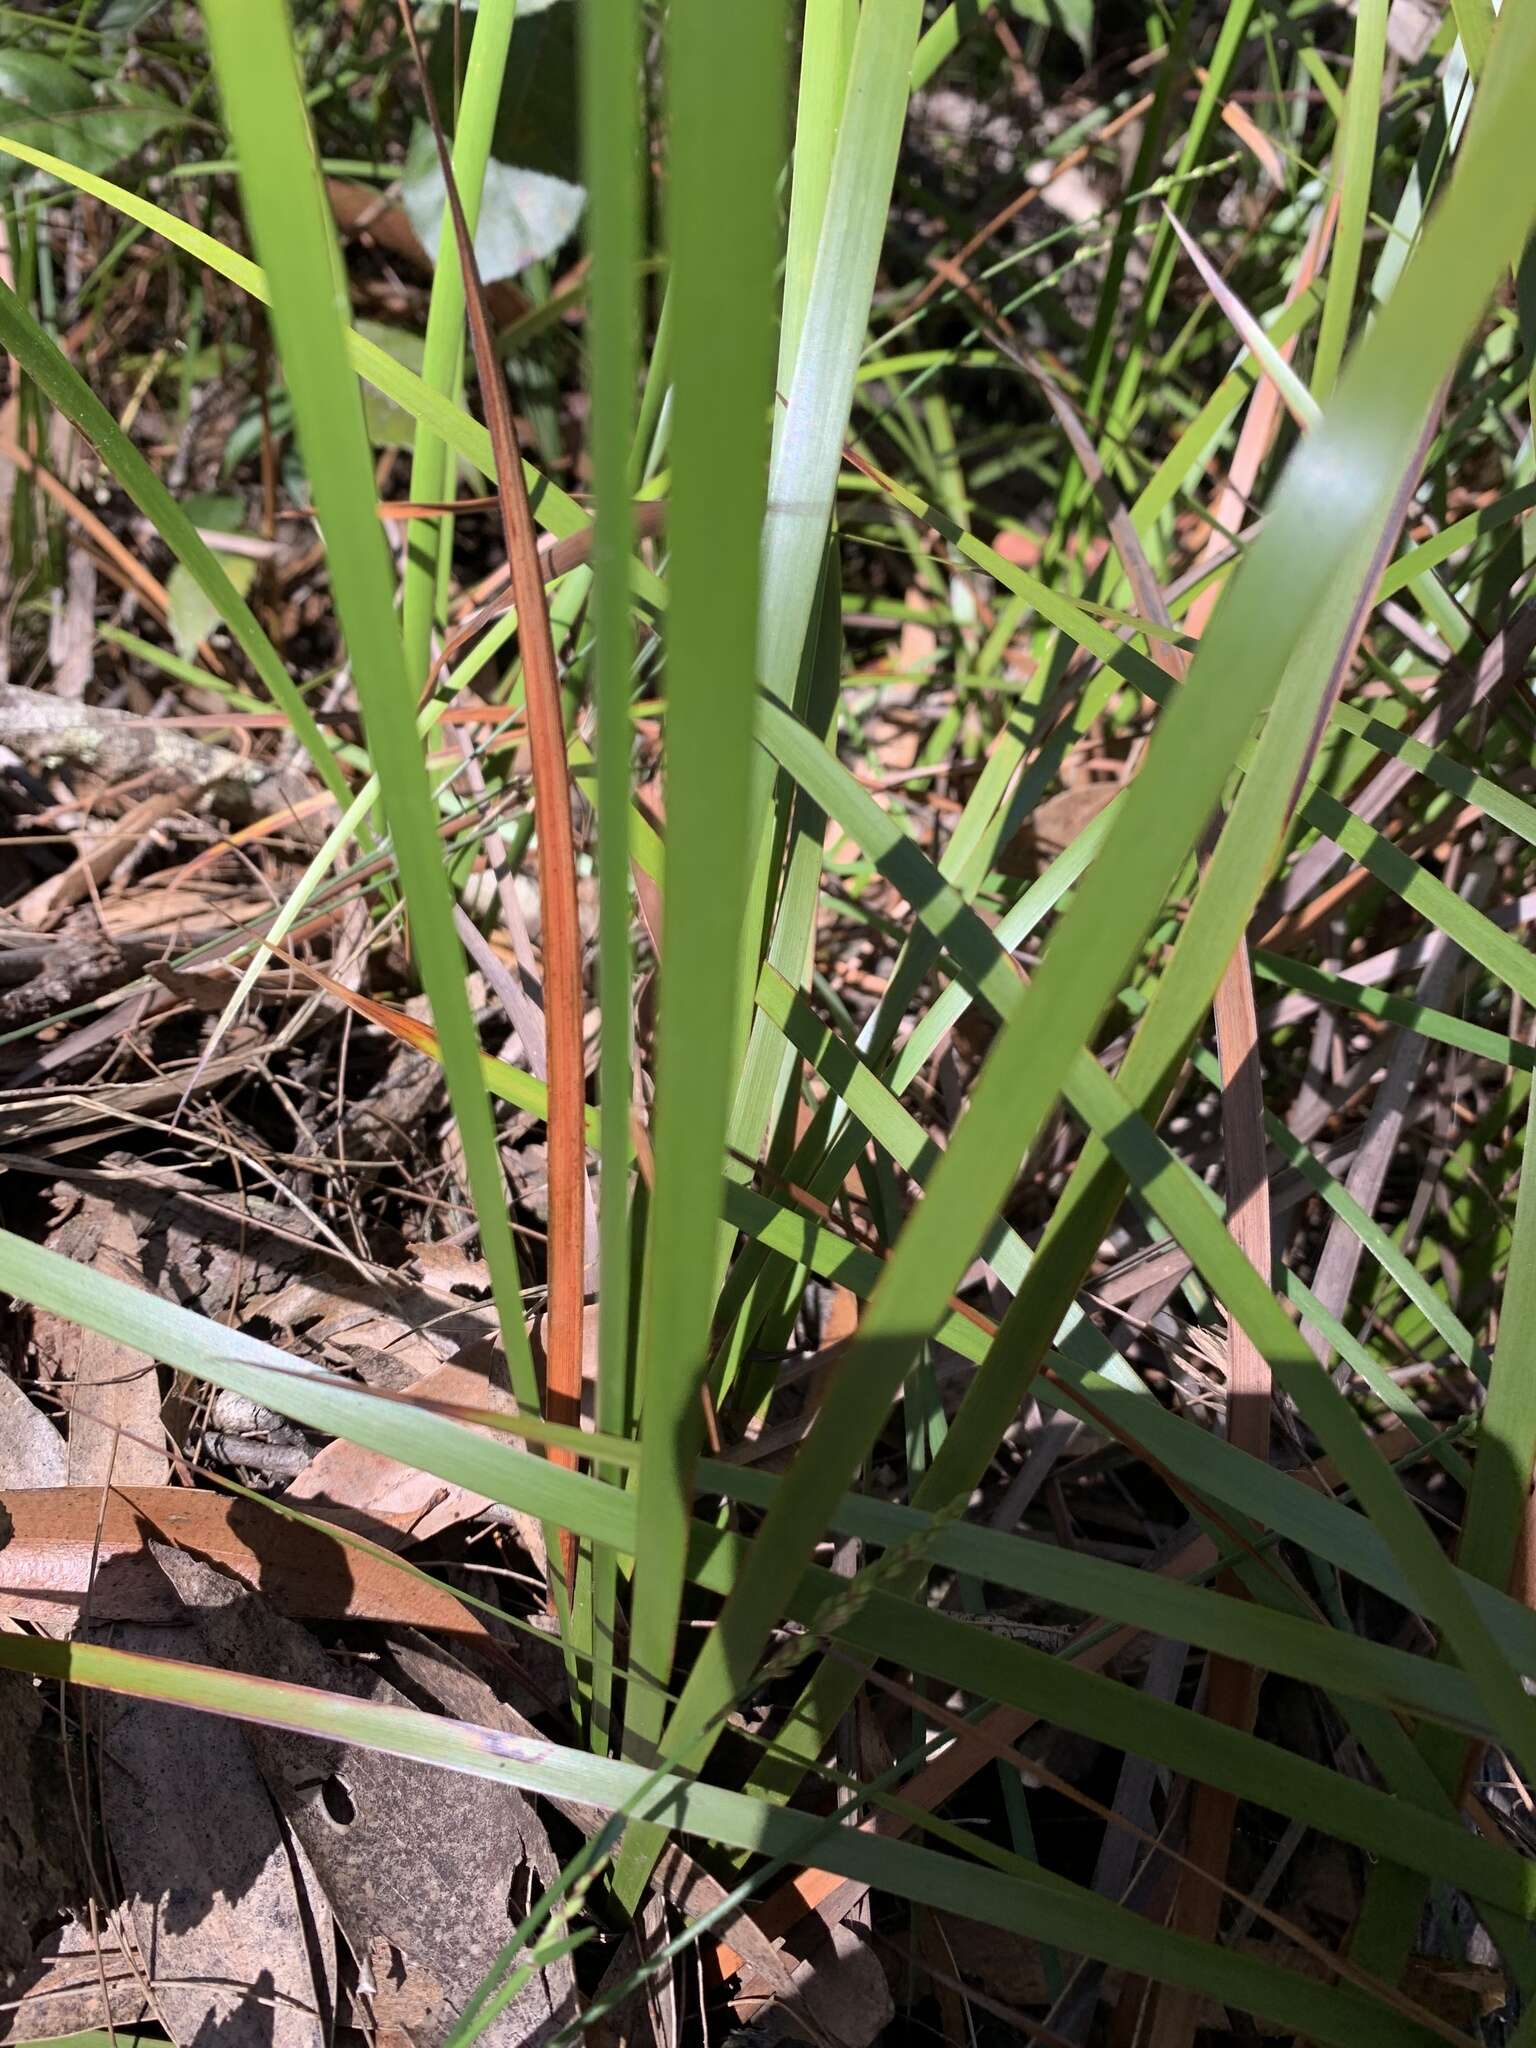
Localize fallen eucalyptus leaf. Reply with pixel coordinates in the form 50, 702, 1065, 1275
96, 1622, 332, 2048
167, 553, 257, 660
402, 129, 584, 282
149, 1546, 578, 2046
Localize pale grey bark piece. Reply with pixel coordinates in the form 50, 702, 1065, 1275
0, 680, 306, 821
0, 1916, 149, 2043
97, 1620, 332, 2048
0, 1370, 67, 1491
149, 1546, 575, 2047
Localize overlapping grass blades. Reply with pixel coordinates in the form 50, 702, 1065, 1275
647, 0, 1536, 1806
0, 1629, 1467, 2048
4, 0, 1536, 2035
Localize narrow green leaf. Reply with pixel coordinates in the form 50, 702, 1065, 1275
619, 0, 786, 1825
400, 0, 519, 689
1313, 0, 1388, 399
7, 1215, 1536, 1926
580, 0, 642, 1755
0, 128, 650, 584
201, 0, 536, 1400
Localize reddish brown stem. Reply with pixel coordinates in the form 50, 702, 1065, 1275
398, 3, 587, 1592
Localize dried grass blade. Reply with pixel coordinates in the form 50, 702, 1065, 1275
396, 0, 589, 1591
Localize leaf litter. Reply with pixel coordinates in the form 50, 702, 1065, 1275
139, 1544, 577, 2048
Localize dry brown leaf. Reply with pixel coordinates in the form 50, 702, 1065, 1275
150, 1547, 578, 2046
96, 1621, 333, 2048
997, 781, 1119, 876
589, 1892, 674, 2048
325, 179, 530, 327
303, 1302, 468, 1383
0, 1486, 483, 1637
11, 794, 183, 932
923, 1913, 1048, 2007
0, 1370, 67, 1492
0, 1917, 149, 2043
100, 886, 241, 939
31, 1197, 167, 1489
0, 1670, 84, 1982
736, 1925, 893, 2048
407, 1239, 492, 1297
896, 587, 937, 673
1387, 0, 1440, 62
285, 1356, 527, 1551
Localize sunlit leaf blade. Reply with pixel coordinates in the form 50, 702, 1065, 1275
200, 0, 538, 1401
617, 0, 787, 1852
7, 1218, 1536, 1933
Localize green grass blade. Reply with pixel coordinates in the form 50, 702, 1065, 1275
910, 0, 1001, 93
12, 1208, 1536, 1936
1252, 950, 1536, 1071
759, 0, 924, 717
201, 0, 536, 1403
400, 0, 518, 689
580, 0, 642, 1757
1451, 0, 1495, 76
0, 128, 637, 575
1449, 1079, 1536, 1614
618, 0, 786, 1829
778, 0, 857, 390
731, 3, 1536, 1774
1312, 0, 1388, 399
724, 0, 927, 1196
1065, 1053, 1536, 1773
0, 1634, 1465, 2048
15, 1209, 1536, 1703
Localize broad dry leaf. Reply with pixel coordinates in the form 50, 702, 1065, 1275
0, 1917, 149, 2044
32, 1197, 167, 1488
96, 1621, 333, 2048
0, 1369, 67, 1491
589, 1892, 674, 2048
998, 781, 1119, 876
0, 1485, 483, 1637
285, 1351, 549, 1577
11, 794, 182, 932
285, 1357, 515, 1545
754, 1925, 893, 2048
102, 885, 246, 939
0, 1670, 84, 1981
150, 1546, 578, 2046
